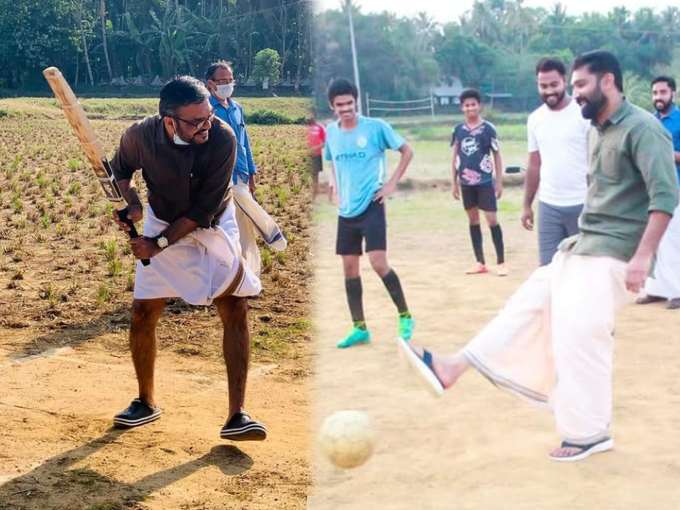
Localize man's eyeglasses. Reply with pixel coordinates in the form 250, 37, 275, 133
172, 108, 216, 130
211, 78, 236, 85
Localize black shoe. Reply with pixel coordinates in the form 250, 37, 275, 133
113, 398, 162, 428
220, 411, 267, 441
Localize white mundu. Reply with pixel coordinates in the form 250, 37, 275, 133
134, 201, 262, 305
233, 180, 287, 277
527, 99, 590, 207
644, 203, 680, 299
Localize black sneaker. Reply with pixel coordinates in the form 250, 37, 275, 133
220, 411, 267, 441
113, 398, 162, 428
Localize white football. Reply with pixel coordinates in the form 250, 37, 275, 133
319, 410, 376, 469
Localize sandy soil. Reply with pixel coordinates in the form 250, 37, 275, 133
310, 188, 680, 510
0, 321, 309, 510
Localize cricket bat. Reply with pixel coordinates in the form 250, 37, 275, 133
42, 67, 150, 266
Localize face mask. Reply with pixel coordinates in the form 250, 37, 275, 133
171, 119, 190, 146
215, 83, 234, 100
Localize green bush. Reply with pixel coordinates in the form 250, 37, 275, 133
245, 109, 307, 125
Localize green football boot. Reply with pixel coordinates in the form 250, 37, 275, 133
398, 315, 415, 341
337, 326, 371, 349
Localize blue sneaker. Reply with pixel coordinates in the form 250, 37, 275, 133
337, 326, 371, 349
398, 316, 415, 341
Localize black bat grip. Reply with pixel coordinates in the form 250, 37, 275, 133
117, 207, 150, 267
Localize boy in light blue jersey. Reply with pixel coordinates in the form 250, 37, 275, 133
324, 79, 415, 348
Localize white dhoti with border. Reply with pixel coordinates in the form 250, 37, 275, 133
134, 201, 261, 305
643, 203, 680, 299
233, 180, 287, 277
462, 251, 630, 444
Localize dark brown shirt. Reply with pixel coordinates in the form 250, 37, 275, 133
111, 115, 236, 228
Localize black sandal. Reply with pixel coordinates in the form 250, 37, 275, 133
220, 411, 267, 441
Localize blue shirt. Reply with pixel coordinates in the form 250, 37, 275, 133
656, 105, 680, 186
324, 116, 404, 218
210, 96, 257, 184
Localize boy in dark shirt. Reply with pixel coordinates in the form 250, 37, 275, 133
451, 89, 507, 276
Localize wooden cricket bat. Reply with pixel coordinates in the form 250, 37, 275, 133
42, 67, 150, 266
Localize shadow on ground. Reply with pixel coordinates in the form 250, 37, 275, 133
0, 428, 253, 509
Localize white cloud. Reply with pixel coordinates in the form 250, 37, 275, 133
316, 0, 668, 23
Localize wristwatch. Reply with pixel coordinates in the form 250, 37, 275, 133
155, 234, 169, 250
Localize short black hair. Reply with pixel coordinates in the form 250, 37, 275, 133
536, 57, 567, 76
459, 88, 482, 104
159, 76, 210, 117
205, 60, 233, 81
572, 50, 623, 92
327, 79, 358, 104
652, 75, 677, 92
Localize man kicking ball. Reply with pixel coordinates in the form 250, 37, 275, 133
325, 78, 415, 348
400, 51, 679, 461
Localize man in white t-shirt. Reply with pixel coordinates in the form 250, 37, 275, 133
522, 57, 590, 266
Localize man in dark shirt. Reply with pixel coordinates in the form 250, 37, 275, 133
109, 76, 267, 441
451, 89, 507, 276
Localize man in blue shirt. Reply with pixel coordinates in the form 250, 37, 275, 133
638, 75, 680, 309
206, 61, 286, 276
325, 79, 415, 348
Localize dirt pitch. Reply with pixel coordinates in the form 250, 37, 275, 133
0, 101, 312, 510
310, 187, 680, 510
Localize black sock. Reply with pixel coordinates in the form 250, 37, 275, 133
345, 277, 365, 324
469, 224, 485, 264
490, 224, 505, 264
381, 269, 408, 314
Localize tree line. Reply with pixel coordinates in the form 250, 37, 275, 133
316, 0, 680, 110
0, 0, 314, 93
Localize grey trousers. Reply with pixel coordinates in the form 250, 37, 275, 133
538, 201, 583, 266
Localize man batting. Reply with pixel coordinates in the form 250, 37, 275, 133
110, 76, 267, 441
400, 51, 679, 462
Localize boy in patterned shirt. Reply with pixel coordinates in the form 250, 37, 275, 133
451, 89, 507, 276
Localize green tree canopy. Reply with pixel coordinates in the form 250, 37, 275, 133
252, 48, 281, 85
0, 0, 314, 94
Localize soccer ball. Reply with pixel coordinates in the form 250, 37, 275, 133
319, 410, 376, 469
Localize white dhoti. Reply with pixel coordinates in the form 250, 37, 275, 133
643, 203, 680, 299
233, 180, 287, 277
462, 251, 629, 444
134, 201, 262, 305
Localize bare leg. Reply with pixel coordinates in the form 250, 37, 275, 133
466, 207, 480, 226
342, 254, 361, 279
367, 250, 390, 278
407, 344, 471, 389
215, 295, 251, 421
483, 210, 498, 227
130, 298, 166, 407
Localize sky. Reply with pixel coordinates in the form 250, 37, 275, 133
315, 0, 665, 23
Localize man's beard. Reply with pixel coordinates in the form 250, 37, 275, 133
541, 89, 566, 109
654, 99, 673, 113
578, 88, 606, 120
189, 129, 210, 144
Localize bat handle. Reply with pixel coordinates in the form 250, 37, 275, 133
117, 207, 151, 267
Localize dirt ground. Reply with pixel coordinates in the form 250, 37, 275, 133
310, 187, 680, 510
0, 102, 312, 510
